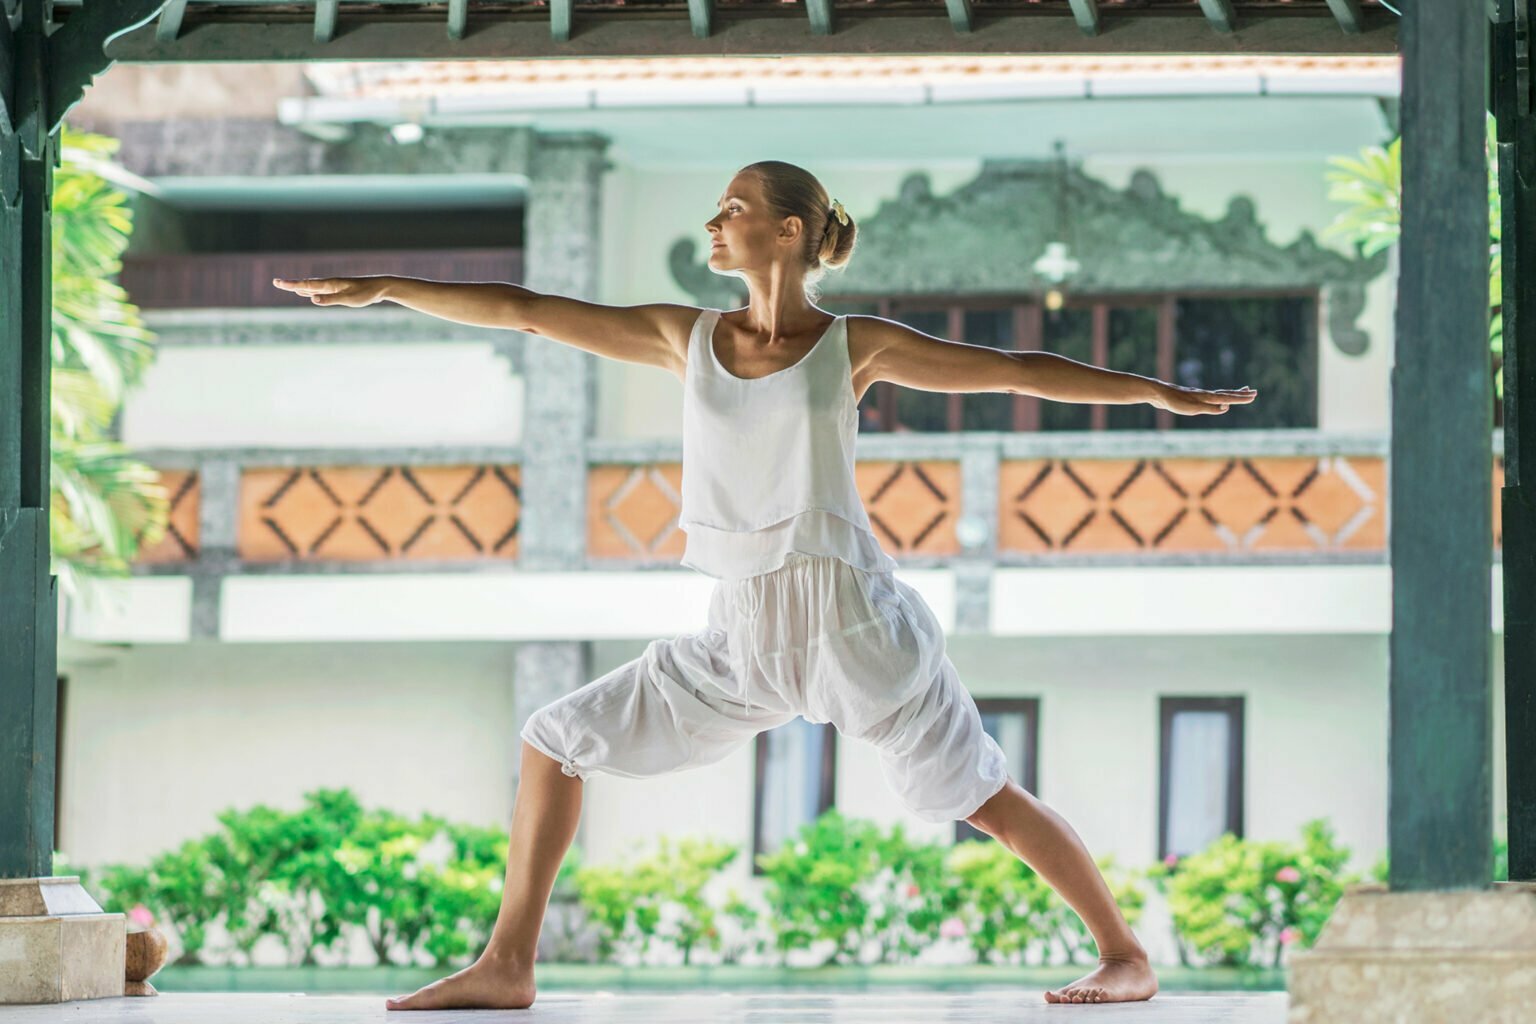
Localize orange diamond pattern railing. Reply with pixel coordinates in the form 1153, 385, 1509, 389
238, 465, 521, 562
130, 449, 1505, 568
998, 455, 1503, 556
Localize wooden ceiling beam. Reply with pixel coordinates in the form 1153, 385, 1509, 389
944, 0, 973, 34
154, 0, 187, 41
1324, 0, 1364, 34
313, 0, 338, 43
806, 0, 833, 36
105, 11, 1399, 61
1067, 0, 1099, 36
1197, 0, 1236, 34
687, 0, 712, 38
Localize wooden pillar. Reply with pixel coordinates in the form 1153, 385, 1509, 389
1388, 0, 1492, 891
1495, 0, 1536, 882
0, 0, 61, 880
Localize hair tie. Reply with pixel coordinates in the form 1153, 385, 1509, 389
829, 199, 849, 227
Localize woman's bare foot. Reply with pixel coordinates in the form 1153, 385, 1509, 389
1043, 952, 1159, 1004
384, 954, 536, 1011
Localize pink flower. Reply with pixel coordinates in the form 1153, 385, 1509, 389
1279, 927, 1301, 946
904, 883, 920, 899
128, 904, 155, 928
939, 917, 967, 939
1275, 866, 1302, 884
1163, 854, 1179, 868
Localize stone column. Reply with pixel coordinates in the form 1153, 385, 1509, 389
512, 132, 608, 810
189, 458, 239, 640
953, 441, 999, 635
518, 132, 607, 572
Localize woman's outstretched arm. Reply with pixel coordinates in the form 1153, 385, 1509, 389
851, 314, 1256, 417
272, 276, 699, 375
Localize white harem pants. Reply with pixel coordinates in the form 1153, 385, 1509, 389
519, 552, 1010, 824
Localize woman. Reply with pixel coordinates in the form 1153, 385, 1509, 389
274, 160, 1254, 1010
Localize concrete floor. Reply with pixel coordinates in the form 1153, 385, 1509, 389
0, 992, 1289, 1022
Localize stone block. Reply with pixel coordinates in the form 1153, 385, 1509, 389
1289, 883, 1536, 1024
0, 913, 125, 1004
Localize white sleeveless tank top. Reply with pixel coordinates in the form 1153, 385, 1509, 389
678, 308, 898, 581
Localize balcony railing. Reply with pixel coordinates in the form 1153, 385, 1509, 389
129, 431, 1506, 572
119, 248, 524, 309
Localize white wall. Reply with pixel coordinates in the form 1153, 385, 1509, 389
58, 642, 520, 867
121, 342, 524, 450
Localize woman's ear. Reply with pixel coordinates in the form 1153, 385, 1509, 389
779, 215, 803, 247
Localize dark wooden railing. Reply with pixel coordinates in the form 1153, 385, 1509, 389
120, 248, 524, 309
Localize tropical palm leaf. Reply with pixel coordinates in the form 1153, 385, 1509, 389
49, 124, 169, 599
1325, 123, 1501, 397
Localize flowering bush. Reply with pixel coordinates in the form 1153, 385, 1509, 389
1147, 819, 1358, 968
571, 835, 737, 965
77, 789, 519, 968
755, 810, 889, 966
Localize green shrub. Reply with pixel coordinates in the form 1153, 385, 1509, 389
78, 788, 518, 968
755, 810, 887, 966
941, 839, 1057, 965
572, 835, 736, 965
1148, 819, 1358, 967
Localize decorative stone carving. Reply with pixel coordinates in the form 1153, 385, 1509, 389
669, 160, 1385, 356
124, 927, 168, 996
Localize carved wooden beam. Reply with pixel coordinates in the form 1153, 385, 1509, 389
104, 13, 1400, 61
46, 0, 169, 131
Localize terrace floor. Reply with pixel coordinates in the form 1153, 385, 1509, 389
0, 991, 1290, 1022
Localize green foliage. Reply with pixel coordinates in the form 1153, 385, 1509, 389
1325, 117, 1503, 397
754, 810, 887, 966
1147, 819, 1359, 968
942, 841, 1144, 966
572, 835, 737, 965
78, 788, 518, 968
51, 126, 169, 604
941, 838, 1057, 964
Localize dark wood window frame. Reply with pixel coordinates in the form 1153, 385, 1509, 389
954, 696, 1040, 844
751, 721, 837, 876
1157, 695, 1245, 861
829, 289, 1320, 434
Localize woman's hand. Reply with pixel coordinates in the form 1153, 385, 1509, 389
1153, 382, 1258, 416
272, 276, 392, 307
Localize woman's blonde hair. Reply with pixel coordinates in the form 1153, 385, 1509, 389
739, 160, 856, 297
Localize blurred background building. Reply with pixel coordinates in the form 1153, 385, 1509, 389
56, 53, 1502, 960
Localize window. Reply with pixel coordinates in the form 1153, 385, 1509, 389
752, 719, 837, 874
1158, 697, 1245, 860
955, 697, 1039, 844
823, 293, 1317, 433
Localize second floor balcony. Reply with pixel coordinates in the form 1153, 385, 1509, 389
120, 248, 525, 309
128, 430, 1505, 573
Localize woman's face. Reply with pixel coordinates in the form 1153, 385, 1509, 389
704, 173, 798, 274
